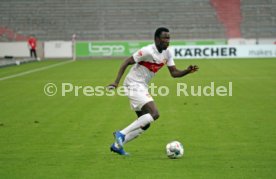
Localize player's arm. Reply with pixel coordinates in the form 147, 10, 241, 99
107, 56, 135, 88
168, 65, 199, 78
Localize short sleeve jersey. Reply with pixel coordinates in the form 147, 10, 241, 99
124, 44, 175, 87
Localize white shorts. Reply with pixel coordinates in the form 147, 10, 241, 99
124, 84, 153, 111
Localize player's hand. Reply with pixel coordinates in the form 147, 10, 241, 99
187, 65, 199, 73
106, 82, 118, 90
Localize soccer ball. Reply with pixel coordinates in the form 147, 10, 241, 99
166, 141, 184, 159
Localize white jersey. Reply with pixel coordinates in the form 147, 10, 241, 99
124, 44, 175, 88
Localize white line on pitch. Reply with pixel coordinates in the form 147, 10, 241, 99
0, 60, 74, 81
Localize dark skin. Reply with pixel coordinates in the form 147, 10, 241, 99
108, 31, 199, 121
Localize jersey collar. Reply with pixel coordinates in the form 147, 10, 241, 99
153, 43, 162, 54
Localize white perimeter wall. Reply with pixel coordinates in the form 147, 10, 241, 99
0, 40, 276, 59
44, 41, 72, 58
258, 38, 276, 45
228, 38, 257, 45
0, 41, 73, 59
0, 42, 29, 57
172, 45, 276, 59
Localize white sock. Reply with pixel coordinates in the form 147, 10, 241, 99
120, 113, 153, 135
114, 142, 120, 148
123, 128, 144, 144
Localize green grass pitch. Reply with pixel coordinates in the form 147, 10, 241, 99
0, 58, 275, 178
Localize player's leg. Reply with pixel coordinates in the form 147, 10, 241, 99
135, 110, 144, 117
30, 49, 33, 58
114, 112, 153, 147
120, 101, 156, 135
34, 49, 37, 59
136, 110, 152, 131
110, 143, 129, 155
116, 101, 158, 146
113, 87, 156, 148
140, 101, 160, 120
122, 111, 151, 145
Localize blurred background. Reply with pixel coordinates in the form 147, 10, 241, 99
0, 0, 275, 64
1, 0, 275, 40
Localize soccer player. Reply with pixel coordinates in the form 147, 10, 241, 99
108, 27, 198, 155
28, 35, 37, 59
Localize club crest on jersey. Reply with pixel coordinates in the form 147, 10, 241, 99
138, 50, 143, 56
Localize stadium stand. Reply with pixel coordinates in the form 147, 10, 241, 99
0, 0, 275, 41
211, 0, 242, 38
240, 0, 276, 38
0, 0, 223, 40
